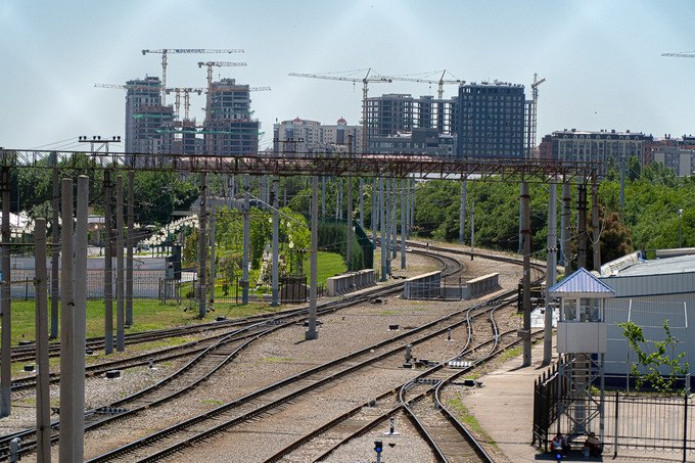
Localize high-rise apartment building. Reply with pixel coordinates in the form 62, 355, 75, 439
365, 93, 457, 155
204, 78, 259, 156
456, 81, 526, 158
124, 76, 174, 156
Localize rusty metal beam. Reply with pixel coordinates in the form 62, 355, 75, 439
0, 148, 598, 182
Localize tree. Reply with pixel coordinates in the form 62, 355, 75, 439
619, 320, 690, 393
133, 171, 198, 225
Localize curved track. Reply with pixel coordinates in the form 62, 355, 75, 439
1, 245, 544, 462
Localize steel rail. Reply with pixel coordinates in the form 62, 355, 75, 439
1, 248, 458, 460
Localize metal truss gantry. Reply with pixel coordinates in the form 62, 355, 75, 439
0, 149, 599, 182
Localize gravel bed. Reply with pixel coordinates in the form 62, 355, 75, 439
8, 251, 523, 462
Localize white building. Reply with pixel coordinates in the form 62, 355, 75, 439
273, 117, 362, 156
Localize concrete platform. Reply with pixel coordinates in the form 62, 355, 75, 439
462, 337, 686, 463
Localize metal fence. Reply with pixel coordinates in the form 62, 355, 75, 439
7, 269, 167, 300
534, 361, 695, 461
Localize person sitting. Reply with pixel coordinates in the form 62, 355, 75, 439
550, 432, 568, 455
583, 431, 601, 457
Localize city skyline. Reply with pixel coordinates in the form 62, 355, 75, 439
1, 0, 693, 153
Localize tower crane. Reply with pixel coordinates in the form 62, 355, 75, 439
528, 74, 546, 157
384, 70, 463, 99
288, 68, 392, 152
94, 83, 160, 91
141, 48, 244, 104
198, 61, 247, 88
662, 51, 695, 58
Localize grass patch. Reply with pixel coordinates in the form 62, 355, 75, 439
2, 298, 277, 348
201, 399, 224, 406
447, 397, 495, 445
497, 346, 522, 363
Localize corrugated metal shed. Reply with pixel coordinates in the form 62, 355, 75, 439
597, 253, 695, 381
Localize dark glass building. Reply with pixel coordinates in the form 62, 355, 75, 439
457, 82, 525, 158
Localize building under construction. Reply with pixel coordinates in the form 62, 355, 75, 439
124, 76, 260, 159
124, 77, 174, 158
203, 78, 260, 157
365, 93, 458, 156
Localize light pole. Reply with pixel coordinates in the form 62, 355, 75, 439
679, 208, 684, 248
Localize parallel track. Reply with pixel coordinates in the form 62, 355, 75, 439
2, 245, 543, 462
0, 248, 463, 461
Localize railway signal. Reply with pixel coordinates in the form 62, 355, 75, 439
374, 440, 383, 461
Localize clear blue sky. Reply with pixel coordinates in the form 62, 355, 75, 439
1, 0, 693, 152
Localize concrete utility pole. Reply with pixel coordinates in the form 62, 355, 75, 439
198, 172, 207, 318
116, 176, 125, 352
384, 178, 391, 275
359, 178, 364, 228
126, 170, 134, 326
1, 166, 11, 417
321, 176, 326, 217
544, 180, 558, 365
577, 182, 587, 270
470, 200, 475, 259
346, 176, 353, 271
103, 169, 113, 354
592, 180, 601, 272
50, 159, 60, 340
411, 178, 416, 238
210, 202, 216, 313
34, 218, 51, 463
271, 178, 279, 307
518, 183, 524, 254
346, 139, 354, 271
335, 178, 341, 219
459, 179, 467, 246
60, 176, 88, 463
371, 178, 378, 249
379, 177, 387, 281
305, 176, 319, 340
390, 179, 397, 261
521, 181, 532, 367
242, 175, 250, 304
619, 154, 626, 210
406, 177, 411, 240
561, 180, 571, 271
401, 178, 406, 269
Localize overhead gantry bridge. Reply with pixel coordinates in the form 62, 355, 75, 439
0, 148, 599, 182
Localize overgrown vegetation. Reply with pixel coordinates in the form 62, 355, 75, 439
619, 320, 690, 393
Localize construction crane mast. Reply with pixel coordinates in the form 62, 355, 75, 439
165, 88, 203, 120
288, 68, 392, 153
141, 48, 244, 104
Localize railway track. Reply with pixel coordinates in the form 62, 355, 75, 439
266, 297, 523, 463
85, 292, 515, 462
0, 248, 465, 460
1, 245, 542, 462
